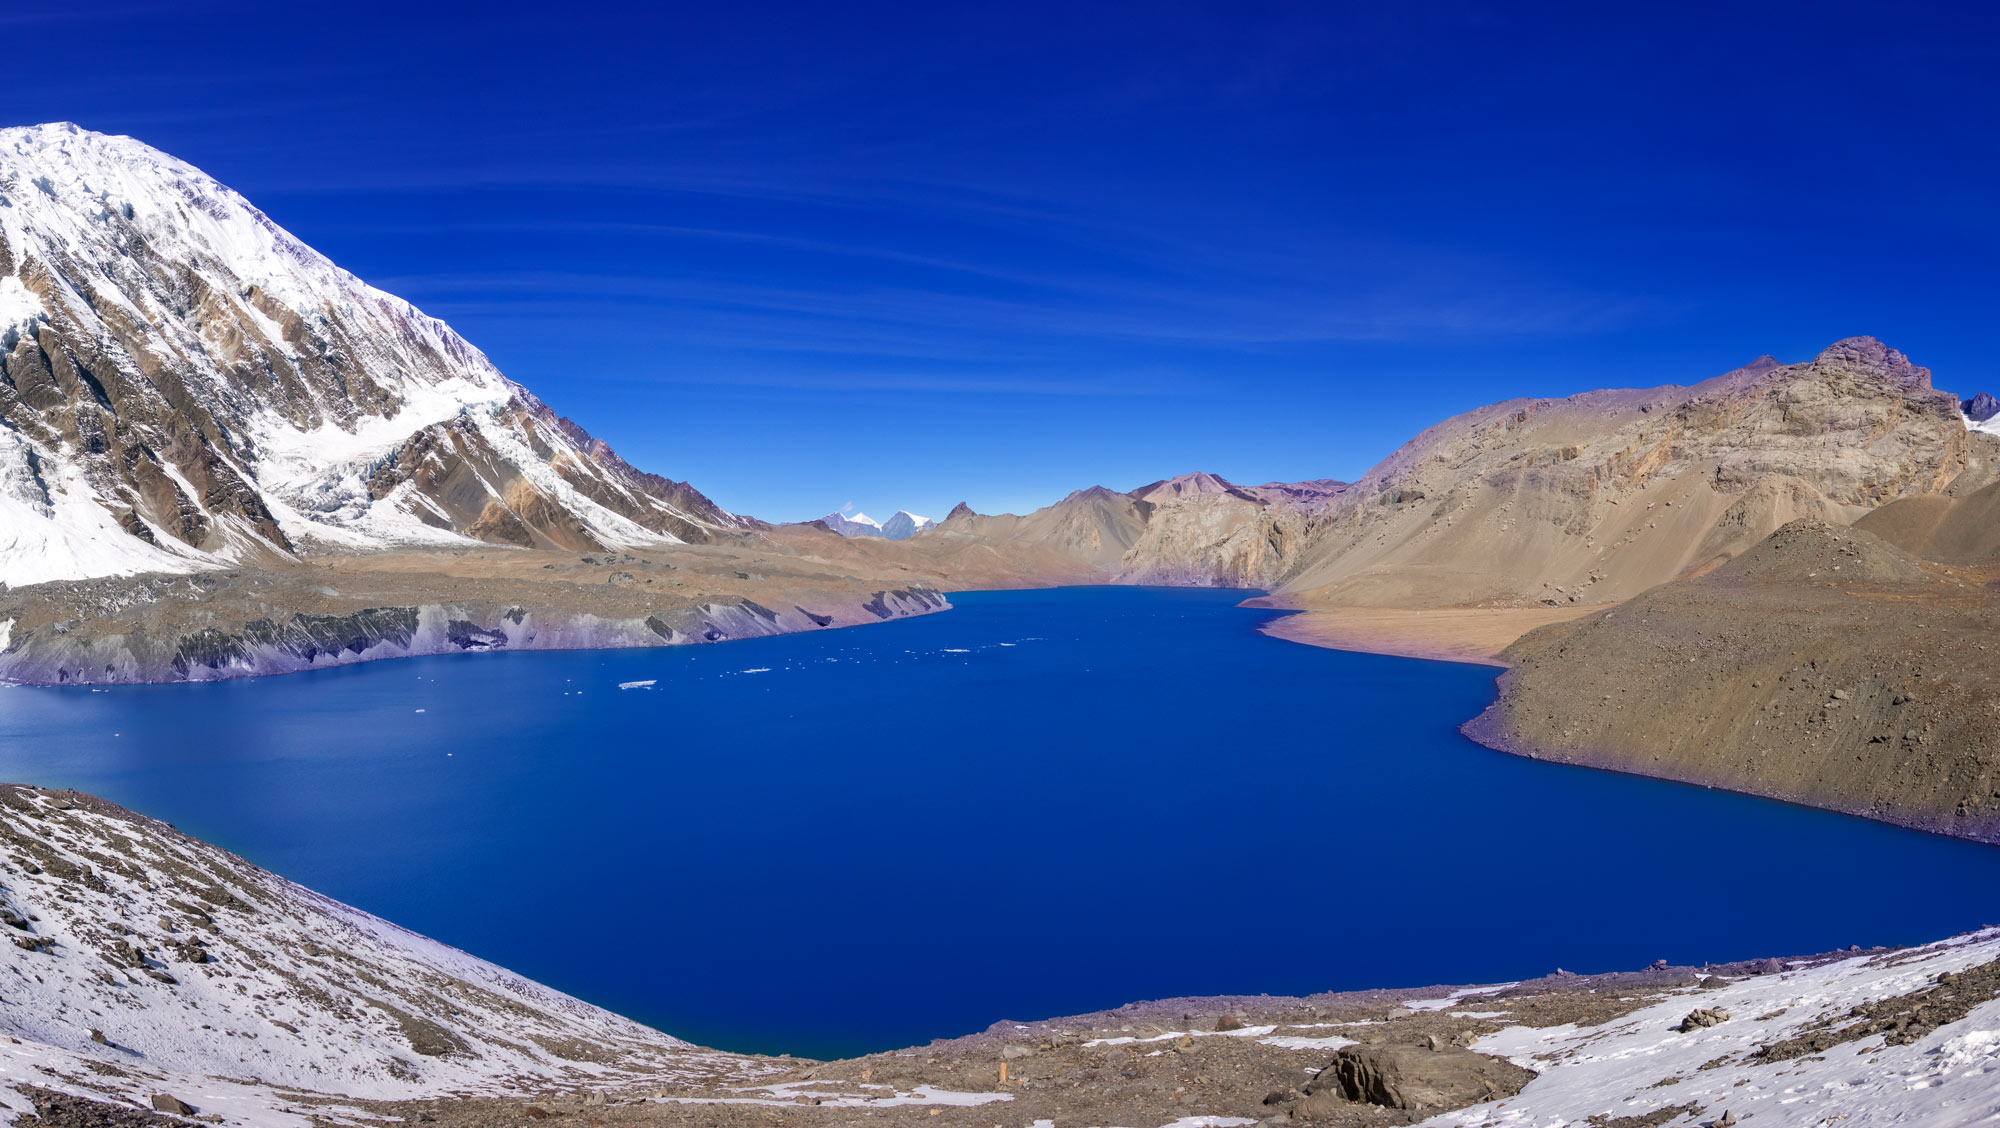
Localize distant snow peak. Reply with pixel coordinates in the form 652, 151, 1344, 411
1963, 392, 2000, 429
822, 510, 884, 537
881, 510, 936, 539
821, 509, 934, 540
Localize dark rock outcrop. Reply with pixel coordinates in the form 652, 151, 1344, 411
1309, 1042, 1535, 1111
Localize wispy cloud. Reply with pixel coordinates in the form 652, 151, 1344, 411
379, 264, 1666, 356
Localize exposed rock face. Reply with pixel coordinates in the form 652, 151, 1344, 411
1309, 1042, 1534, 1110
1466, 518, 2000, 843
1265, 339, 1973, 611
1964, 391, 2000, 422
0, 123, 743, 588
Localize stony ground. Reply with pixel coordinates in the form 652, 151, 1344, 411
1467, 518, 2000, 843
236, 954, 1852, 1128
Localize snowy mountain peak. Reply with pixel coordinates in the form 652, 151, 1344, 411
0, 124, 741, 586
880, 510, 935, 539
821, 510, 883, 537
820, 509, 934, 540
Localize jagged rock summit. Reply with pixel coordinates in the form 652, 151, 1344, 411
1965, 390, 2000, 426
0, 123, 742, 588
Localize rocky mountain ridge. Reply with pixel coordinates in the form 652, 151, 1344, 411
923, 336, 1982, 608
931, 471, 1348, 587
818, 509, 935, 540
1260, 337, 1975, 612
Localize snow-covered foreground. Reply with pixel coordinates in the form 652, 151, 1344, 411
4, 776, 1999, 1128
0, 783, 767, 1126
1428, 929, 2000, 1128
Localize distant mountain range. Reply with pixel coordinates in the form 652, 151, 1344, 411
819, 509, 935, 540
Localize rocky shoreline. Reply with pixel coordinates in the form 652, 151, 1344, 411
1460, 518, 2000, 846
0, 542, 955, 685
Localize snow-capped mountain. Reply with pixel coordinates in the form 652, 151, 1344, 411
879, 509, 935, 539
0, 123, 744, 588
820, 510, 884, 537
819, 509, 933, 540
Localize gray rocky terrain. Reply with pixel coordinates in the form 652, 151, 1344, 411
0, 540, 949, 684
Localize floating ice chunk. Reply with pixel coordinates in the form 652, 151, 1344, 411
618, 680, 658, 690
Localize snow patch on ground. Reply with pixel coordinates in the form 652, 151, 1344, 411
1402, 984, 1516, 1012
1086, 1026, 1277, 1048
1423, 930, 2000, 1128
1257, 1034, 1358, 1051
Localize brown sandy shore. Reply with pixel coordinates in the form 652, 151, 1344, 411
1247, 602, 1609, 666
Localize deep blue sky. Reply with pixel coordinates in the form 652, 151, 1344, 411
5, 2, 1998, 521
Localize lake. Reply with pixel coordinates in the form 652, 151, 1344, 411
1, 585, 1996, 1059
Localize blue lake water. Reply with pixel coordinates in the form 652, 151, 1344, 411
1, 586, 1997, 1059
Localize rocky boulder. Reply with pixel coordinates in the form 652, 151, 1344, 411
1306, 1042, 1535, 1111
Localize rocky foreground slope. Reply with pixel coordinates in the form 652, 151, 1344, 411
0, 782, 774, 1124
6, 782, 2000, 1128
1467, 518, 2000, 842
